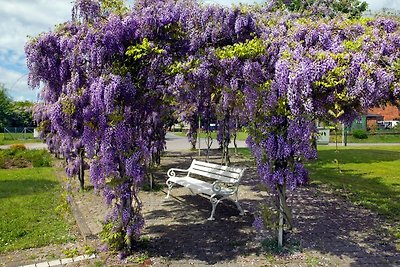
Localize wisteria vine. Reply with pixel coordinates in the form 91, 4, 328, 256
26, 0, 400, 253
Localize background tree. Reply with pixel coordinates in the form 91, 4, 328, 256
268, 0, 368, 18
9, 101, 34, 127
0, 84, 12, 129
0, 85, 34, 129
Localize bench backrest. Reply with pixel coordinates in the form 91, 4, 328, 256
187, 159, 245, 184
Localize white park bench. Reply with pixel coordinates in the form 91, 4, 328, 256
165, 159, 246, 220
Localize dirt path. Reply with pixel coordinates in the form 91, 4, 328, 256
71, 151, 400, 266
1, 150, 399, 266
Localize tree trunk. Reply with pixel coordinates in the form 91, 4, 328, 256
276, 183, 293, 247
198, 115, 201, 157
189, 120, 197, 150
233, 131, 237, 155
206, 132, 213, 162
221, 112, 231, 166
78, 148, 85, 190
278, 195, 284, 247
149, 172, 153, 190
234, 118, 238, 155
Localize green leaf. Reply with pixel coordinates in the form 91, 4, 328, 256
215, 37, 265, 59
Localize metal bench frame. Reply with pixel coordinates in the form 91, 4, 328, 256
165, 159, 246, 220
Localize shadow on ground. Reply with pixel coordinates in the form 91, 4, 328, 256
144, 194, 262, 265
0, 179, 58, 199
140, 150, 400, 266
291, 185, 400, 266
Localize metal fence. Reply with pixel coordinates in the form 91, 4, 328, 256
2, 127, 36, 140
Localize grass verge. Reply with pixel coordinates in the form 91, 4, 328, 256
0, 133, 43, 145
235, 146, 400, 220
173, 131, 400, 143
330, 133, 400, 143
0, 167, 75, 252
306, 146, 400, 220
0, 148, 52, 169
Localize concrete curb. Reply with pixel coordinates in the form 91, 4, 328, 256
20, 254, 96, 267
69, 198, 98, 241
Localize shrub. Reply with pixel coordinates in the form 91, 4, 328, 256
0, 149, 52, 169
22, 150, 52, 167
10, 144, 27, 151
0, 155, 5, 168
261, 237, 301, 255
352, 129, 368, 139
9, 157, 31, 168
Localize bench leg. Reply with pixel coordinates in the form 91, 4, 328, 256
234, 200, 245, 216
234, 192, 245, 216
165, 180, 174, 199
208, 196, 220, 221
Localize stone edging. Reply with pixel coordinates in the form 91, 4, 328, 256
20, 254, 96, 267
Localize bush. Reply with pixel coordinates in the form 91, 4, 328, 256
352, 129, 368, 139
10, 144, 27, 151
0, 155, 5, 168
261, 237, 301, 255
0, 149, 52, 169
23, 150, 53, 167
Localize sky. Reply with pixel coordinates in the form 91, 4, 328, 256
0, 0, 399, 102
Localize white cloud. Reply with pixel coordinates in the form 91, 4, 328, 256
0, 66, 39, 101
366, 0, 400, 11
0, 1, 72, 50
14, 95, 27, 102
0, 1, 72, 102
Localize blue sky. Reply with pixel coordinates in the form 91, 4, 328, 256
0, 0, 398, 101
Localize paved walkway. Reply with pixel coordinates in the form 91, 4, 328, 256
0, 143, 47, 150
0, 133, 247, 151
165, 132, 247, 151
1, 133, 399, 151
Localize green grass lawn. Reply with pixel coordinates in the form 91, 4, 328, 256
0, 167, 75, 252
0, 133, 42, 145
307, 146, 400, 220
330, 133, 400, 143
172, 131, 400, 143
235, 146, 400, 221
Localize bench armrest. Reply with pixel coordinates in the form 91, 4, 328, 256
212, 180, 237, 195
167, 168, 189, 178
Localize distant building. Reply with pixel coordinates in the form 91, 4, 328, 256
368, 105, 400, 121
368, 104, 400, 130
352, 104, 400, 131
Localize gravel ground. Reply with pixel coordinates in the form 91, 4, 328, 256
71, 151, 400, 266
1, 150, 399, 266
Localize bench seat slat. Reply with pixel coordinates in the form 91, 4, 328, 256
189, 168, 239, 183
168, 176, 231, 196
190, 164, 240, 180
191, 160, 242, 173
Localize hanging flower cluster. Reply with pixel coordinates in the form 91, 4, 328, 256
26, 0, 193, 253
